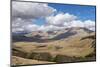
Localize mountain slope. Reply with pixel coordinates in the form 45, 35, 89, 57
12, 27, 96, 65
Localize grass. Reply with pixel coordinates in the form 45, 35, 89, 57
13, 37, 94, 57
12, 56, 55, 66
12, 33, 96, 65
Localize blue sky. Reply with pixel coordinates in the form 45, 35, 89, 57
35, 3, 96, 26
49, 3, 96, 21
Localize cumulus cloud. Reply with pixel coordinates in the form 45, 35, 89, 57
45, 13, 95, 31
68, 20, 84, 27
12, 1, 56, 32
12, 1, 95, 32
38, 25, 66, 31
12, 1, 56, 19
24, 24, 39, 32
12, 13, 95, 32
46, 13, 77, 26
84, 20, 95, 31
67, 20, 95, 31
12, 18, 36, 32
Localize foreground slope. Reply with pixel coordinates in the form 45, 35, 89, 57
12, 27, 96, 65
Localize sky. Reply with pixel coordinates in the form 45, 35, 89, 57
49, 3, 96, 21
12, 1, 96, 32
35, 3, 96, 26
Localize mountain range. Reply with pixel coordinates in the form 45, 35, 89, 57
12, 27, 96, 65
12, 27, 94, 42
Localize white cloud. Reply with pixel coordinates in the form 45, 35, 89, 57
12, 28, 24, 33
68, 20, 84, 27
12, 15, 95, 32
12, 1, 56, 19
46, 13, 77, 26
12, 1, 95, 32
12, 18, 33, 27
12, 18, 35, 32
24, 24, 40, 32
84, 20, 95, 31
63, 20, 95, 31
84, 20, 95, 27
39, 25, 66, 31
12, 1, 56, 32
45, 13, 95, 31
12, 17, 43, 32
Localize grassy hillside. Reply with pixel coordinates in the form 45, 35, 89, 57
12, 32, 96, 66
